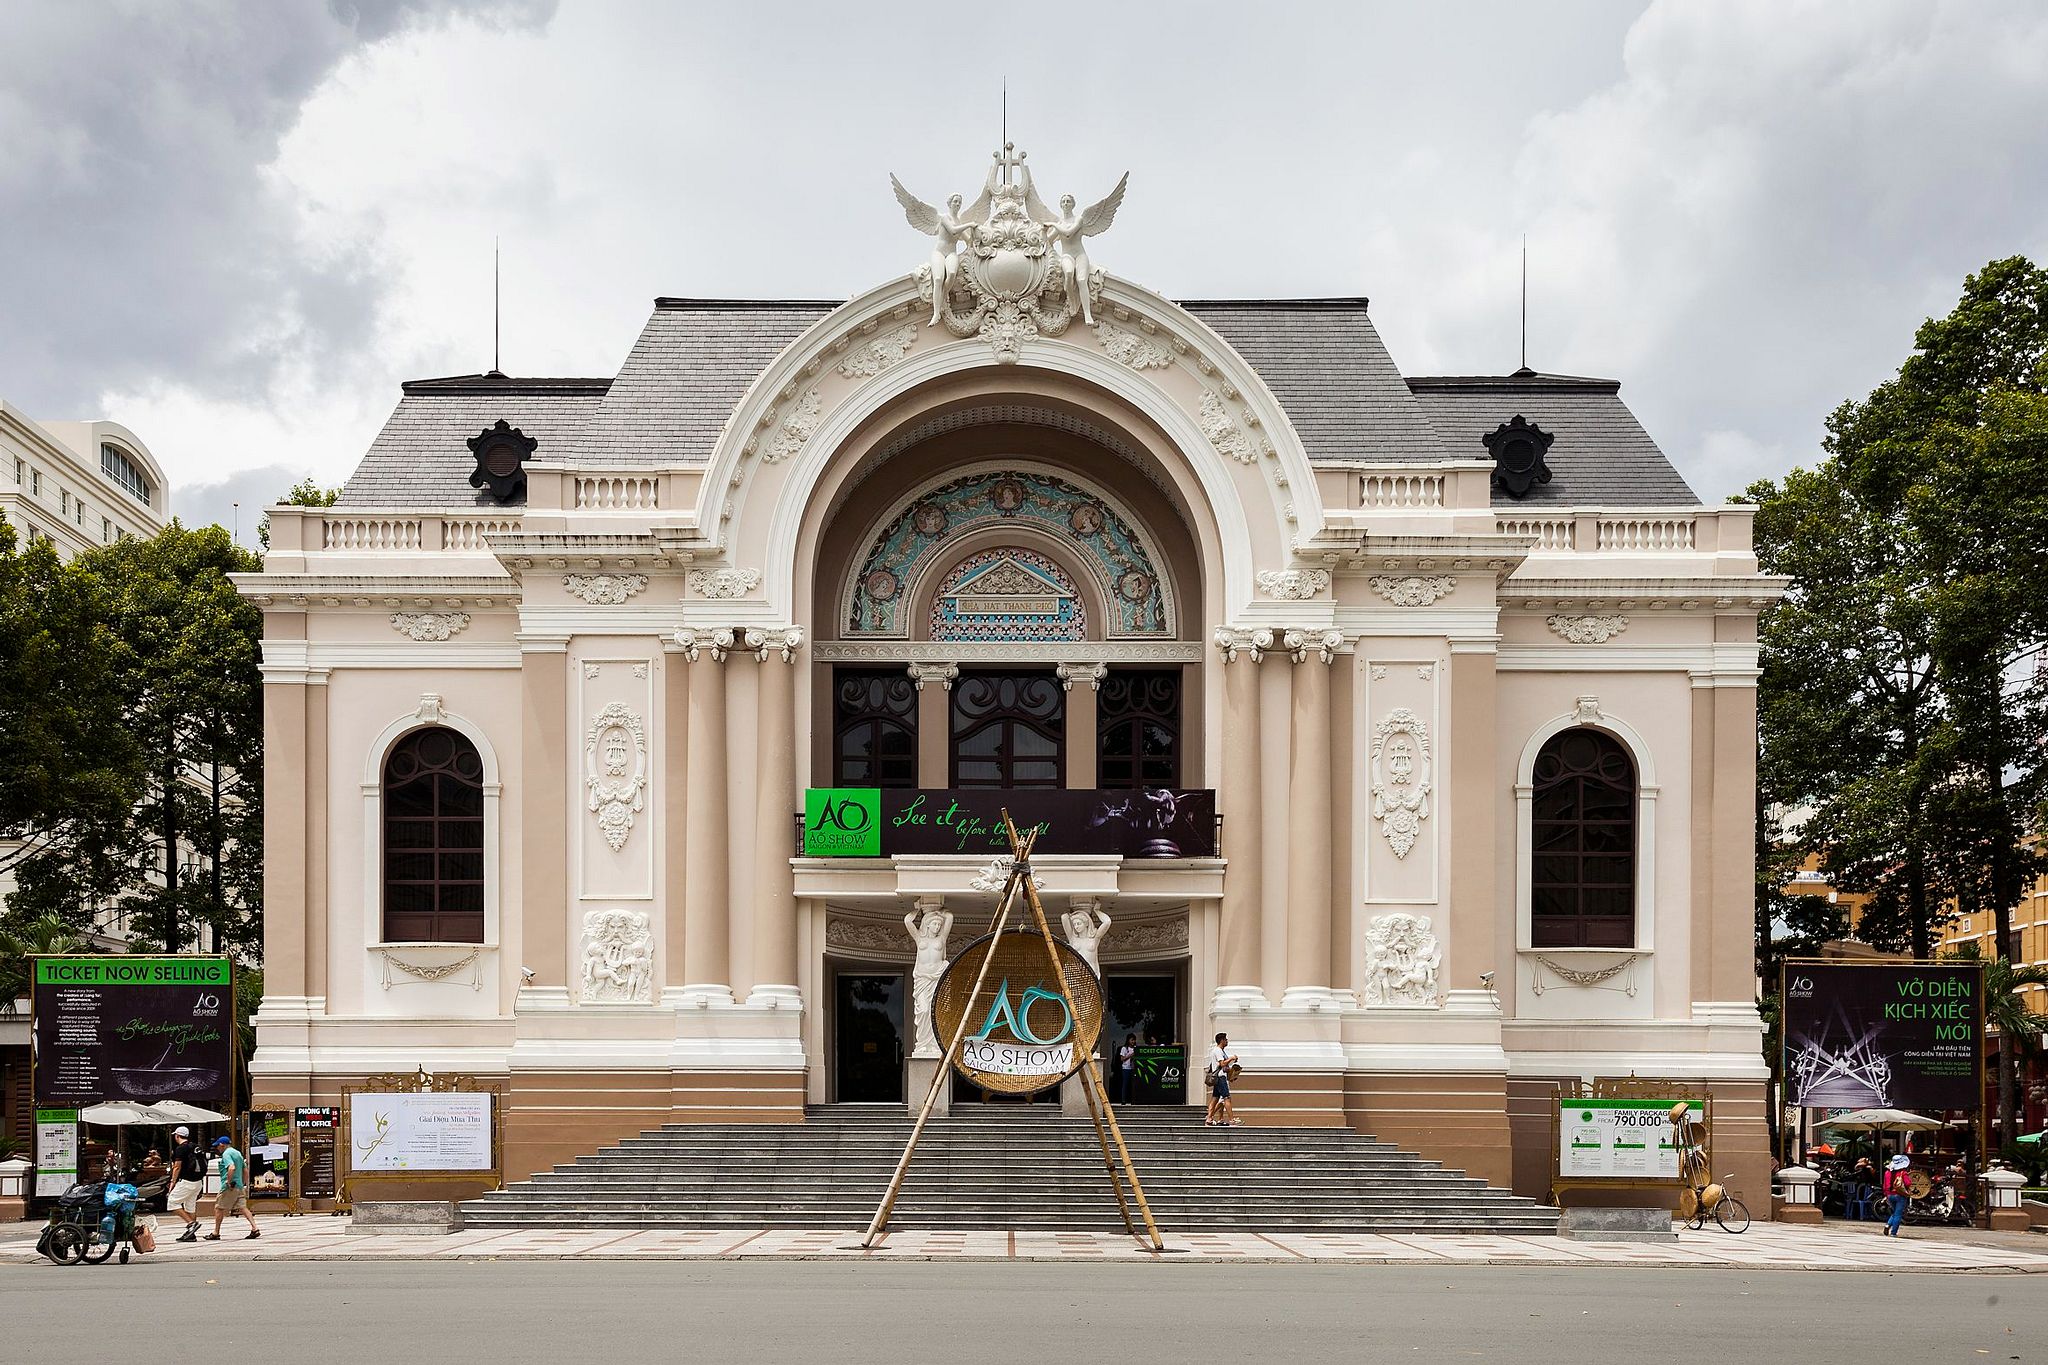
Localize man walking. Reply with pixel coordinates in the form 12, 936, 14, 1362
1205, 1032, 1240, 1127
205, 1135, 261, 1241
166, 1127, 205, 1242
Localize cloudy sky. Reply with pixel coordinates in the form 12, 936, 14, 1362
6, 0, 2047, 541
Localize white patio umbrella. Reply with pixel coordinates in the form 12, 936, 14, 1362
1817, 1108, 1947, 1132
79, 1099, 230, 1127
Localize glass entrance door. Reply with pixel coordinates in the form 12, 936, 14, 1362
834, 973, 905, 1103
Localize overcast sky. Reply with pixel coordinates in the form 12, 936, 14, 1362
6, 0, 2047, 541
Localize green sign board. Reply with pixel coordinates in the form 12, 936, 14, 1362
1558, 1098, 1703, 1179
803, 788, 883, 856
34, 957, 232, 987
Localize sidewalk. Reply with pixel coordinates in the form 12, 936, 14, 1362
7, 1217, 2046, 1271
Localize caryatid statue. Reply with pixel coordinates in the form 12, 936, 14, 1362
1061, 899, 1112, 976
904, 902, 955, 1058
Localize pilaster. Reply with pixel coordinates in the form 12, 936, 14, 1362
518, 633, 570, 989
748, 627, 803, 1005
677, 627, 734, 1005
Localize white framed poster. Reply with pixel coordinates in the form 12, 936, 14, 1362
347, 1091, 494, 1173
1558, 1098, 1703, 1179
35, 1109, 79, 1197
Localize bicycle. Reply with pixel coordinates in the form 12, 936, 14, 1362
1680, 1173, 1751, 1234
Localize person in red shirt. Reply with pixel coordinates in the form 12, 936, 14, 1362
1882, 1154, 1912, 1237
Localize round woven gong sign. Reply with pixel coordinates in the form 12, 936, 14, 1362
932, 931, 1105, 1094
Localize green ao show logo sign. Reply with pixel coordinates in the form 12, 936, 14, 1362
804, 788, 881, 856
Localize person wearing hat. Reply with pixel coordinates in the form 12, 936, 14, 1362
166, 1127, 206, 1242
206, 1135, 260, 1241
1881, 1153, 1913, 1237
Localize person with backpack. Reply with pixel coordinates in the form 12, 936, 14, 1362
166, 1127, 205, 1243
1205, 1032, 1241, 1127
1882, 1153, 1912, 1236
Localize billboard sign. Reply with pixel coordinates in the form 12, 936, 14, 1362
31, 956, 234, 1105
801, 788, 1216, 858
1558, 1098, 1703, 1179
1781, 960, 1983, 1111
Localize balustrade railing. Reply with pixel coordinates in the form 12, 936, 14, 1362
1597, 516, 1695, 551
1495, 517, 1576, 551
574, 475, 659, 510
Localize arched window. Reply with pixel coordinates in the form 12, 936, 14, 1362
834, 668, 918, 788
1529, 728, 1636, 948
383, 727, 486, 943
1096, 669, 1181, 788
951, 671, 1064, 788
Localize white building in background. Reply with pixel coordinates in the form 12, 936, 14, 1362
0, 400, 169, 559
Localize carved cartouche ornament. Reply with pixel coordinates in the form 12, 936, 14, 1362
1482, 415, 1555, 500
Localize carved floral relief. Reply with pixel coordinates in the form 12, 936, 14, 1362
584, 702, 647, 852
1370, 707, 1432, 860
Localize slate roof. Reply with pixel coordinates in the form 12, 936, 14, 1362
1406, 371, 1700, 508
1180, 299, 1445, 463
333, 297, 1699, 511
337, 375, 609, 508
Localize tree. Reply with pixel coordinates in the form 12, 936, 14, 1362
1942, 941, 2048, 1160
0, 914, 90, 1014
258, 477, 339, 550
0, 522, 142, 925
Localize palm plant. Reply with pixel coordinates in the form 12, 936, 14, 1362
1943, 941, 2048, 1150
0, 914, 90, 1014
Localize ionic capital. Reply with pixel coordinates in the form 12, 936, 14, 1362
674, 627, 736, 663
747, 626, 805, 663
1056, 662, 1108, 691
907, 662, 960, 691
1285, 629, 1344, 665
1212, 625, 1277, 664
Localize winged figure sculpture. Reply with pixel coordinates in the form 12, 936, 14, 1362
1046, 173, 1128, 326
892, 173, 986, 325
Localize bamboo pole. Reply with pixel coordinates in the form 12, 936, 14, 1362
859, 827, 1040, 1247
1004, 812, 1166, 1252
1072, 1023, 1139, 1236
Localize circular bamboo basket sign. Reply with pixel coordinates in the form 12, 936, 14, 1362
932, 931, 1105, 1095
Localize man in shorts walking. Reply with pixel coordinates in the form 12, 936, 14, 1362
206, 1135, 261, 1240
166, 1127, 204, 1242
1205, 1032, 1240, 1126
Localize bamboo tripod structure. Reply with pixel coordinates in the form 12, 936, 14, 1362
860, 813, 1165, 1251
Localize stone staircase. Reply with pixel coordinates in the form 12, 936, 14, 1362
463, 1105, 1560, 1234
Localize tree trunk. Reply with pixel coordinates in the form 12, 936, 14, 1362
161, 740, 179, 954
209, 751, 224, 956
1984, 706, 2018, 1149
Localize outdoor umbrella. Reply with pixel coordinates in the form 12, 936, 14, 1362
79, 1099, 230, 1127
1816, 1108, 1946, 1132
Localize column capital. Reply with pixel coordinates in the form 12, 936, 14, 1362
907, 661, 960, 691
674, 626, 736, 662
746, 625, 805, 662
1055, 661, 1108, 691
1212, 625, 1277, 663
1284, 629, 1344, 665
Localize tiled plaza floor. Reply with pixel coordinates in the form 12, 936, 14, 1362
7, 1218, 2046, 1271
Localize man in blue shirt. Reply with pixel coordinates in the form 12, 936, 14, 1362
205, 1135, 261, 1241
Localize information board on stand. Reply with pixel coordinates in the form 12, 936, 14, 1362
1558, 1098, 1704, 1179
294, 1107, 341, 1203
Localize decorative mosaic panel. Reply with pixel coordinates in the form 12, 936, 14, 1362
845, 469, 1169, 638
928, 549, 1086, 642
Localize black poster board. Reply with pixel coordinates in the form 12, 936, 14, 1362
804, 788, 1216, 858
1782, 959, 1984, 1111
31, 956, 234, 1105
295, 1107, 340, 1201
1132, 1045, 1187, 1104
245, 1110, 294, 1200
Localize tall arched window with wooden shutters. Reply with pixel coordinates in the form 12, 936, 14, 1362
1529, 728, 1636, 948
382, 727, 486, 943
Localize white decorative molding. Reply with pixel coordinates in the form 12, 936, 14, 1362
1102, 917, 1189, 956
825, 917, 914, 956
1286, 629, 1344, 665
1529, 952, 1641, 997
373, 945, 485, 992
746, 625, 805, 662
1361, 912, 1441, 1007
1212, 625, 1277, 664
1056, 661, 1108, 691
1198, 389, 1258, 465
687, 567, 762, 599
1417, 664, 1434, 680
580, 909, 654, 1004
1368, 574, 1457, 607
389, 610, 470, 641
1255, 568, 1330, 600
584, 702, 648, 853
583, 662, 601, 679
1093, 318, 1174, 370
1370, 707, 1433, 860
674, 627, 737, 663
837, 323, 917, 379
907, 661, 960, 691
1547, 613, 1630, 644
1574, 694, 1604, 724
1369, 665, 1387, 681
564, 572, 649, 605
763, 387, 821, 463
905, 902, 953, 1058
815, 639, 1203, 665
632, 662, 648, 680
413, 693, 444, 725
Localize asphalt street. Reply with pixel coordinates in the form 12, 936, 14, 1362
4, 1260, 2044, 1363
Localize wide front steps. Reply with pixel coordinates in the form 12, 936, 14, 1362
464, 1106, 1559, 1234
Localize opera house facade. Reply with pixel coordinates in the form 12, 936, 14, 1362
239, 152, 1780, 1202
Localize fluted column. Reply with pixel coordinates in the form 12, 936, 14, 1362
749, 627, 803, 1003
677, 628, 733, 1005
1213, 628, 1271, 1006
1282, 631, 1340, 1006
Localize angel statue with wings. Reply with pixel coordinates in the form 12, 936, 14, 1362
891, 176, 982, 326
1046, 176, 1127, 326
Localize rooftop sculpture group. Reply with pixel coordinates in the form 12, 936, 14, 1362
891, 145, 1128, 360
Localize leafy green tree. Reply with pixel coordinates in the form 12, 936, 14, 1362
0, 523, 141, 926
0, 914, 91, 1014
258, 477, 339, 550
1942, 942, 2048, 1161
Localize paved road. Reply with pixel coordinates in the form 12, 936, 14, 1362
4, 1260, 2044, 1363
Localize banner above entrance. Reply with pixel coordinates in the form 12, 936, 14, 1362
803, 788, 1216, 859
